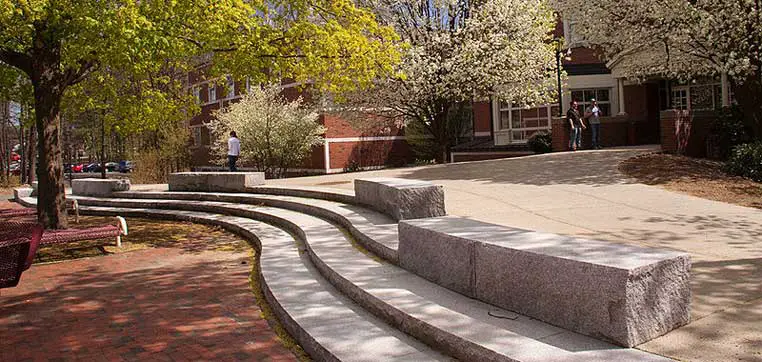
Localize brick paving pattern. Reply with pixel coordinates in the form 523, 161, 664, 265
0, 225, 299, 362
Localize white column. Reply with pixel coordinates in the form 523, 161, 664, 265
323, 139, 331, 174
721, 72, 730, 107
617, 78, 627, 115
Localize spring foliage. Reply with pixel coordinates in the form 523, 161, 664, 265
209, 86, 326, 178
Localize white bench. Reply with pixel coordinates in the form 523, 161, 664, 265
398, 216, 691, 347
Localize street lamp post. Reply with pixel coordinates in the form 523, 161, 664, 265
556, 42, 564, 118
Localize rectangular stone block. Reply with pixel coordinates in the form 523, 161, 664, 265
13, 187, 33, 200
72, 178, 131, 197
354, 178, 445, 221
168, 172, 265, 192
398, 216, 691, 347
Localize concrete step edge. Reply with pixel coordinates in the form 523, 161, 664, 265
63, 205, 448, 362
70, 198, 671, 362
109, 190, 400, 263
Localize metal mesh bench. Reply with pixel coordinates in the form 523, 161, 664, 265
0, 222, 44, 289
40, 216, 128, 248
0, 199, 80, 223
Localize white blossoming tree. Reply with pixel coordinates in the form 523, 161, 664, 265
553, 0, 762, 136
209, 86, 326, 178
339, 0, 559, 163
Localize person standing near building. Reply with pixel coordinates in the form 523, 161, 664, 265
585, 98, 602, 149
567, 101, 585, 151
228, 131, 240, 171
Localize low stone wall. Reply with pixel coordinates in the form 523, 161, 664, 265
168, 172, 265, 192
354, 178, 446, 221
398, 216, 691, 347
72, 178, 131, 197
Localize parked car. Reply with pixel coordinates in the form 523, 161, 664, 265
118, 161, 133, 173
64, 163, 72, 173
105, 162, 119, 172
72, 163, 85, 173
9, 161, 20, 176
84, 163, 102, 173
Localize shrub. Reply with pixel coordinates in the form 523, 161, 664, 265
709, 106, 751, 160
209, 85, 326, 179
724, 142, 762, 182
527, 132, 552, 154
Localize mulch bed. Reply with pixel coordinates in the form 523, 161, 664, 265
620, 153, 762, 209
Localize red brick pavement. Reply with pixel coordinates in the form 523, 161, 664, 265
0, 247, 299, 362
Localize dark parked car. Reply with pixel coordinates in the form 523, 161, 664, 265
105, 162, 119, 172
84, 163, 102, 173
118, 161, 133, 173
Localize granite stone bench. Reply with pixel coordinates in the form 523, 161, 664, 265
168, 172, 265, 192
72, 178, 130, 197
354, 178, 446, 221
398, 216, 691, 348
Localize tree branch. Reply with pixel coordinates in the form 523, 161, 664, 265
0, 48, 33, 76
64, 59, 99, 86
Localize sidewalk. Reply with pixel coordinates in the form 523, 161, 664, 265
0, 234, 297, 362
268, 145, 762, 362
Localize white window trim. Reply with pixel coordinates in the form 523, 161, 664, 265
494, 102, 555, 144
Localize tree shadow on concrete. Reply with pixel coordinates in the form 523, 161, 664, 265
396, 147, 654, 187
595, 213, 762, 256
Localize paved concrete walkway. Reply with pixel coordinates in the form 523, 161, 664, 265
266, 145, 762, 362
0, 245, 297, 361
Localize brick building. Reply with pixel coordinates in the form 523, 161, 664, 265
186, 17, 734, 169
185, 71, 412, 174
453, 18, 733, 161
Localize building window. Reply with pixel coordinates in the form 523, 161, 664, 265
669, 80, 729, 111
191, 86, 201, 104
497, 102, 555, 143
226, 76, 235, 98
571, 88, 611, 116
192, 127, 203, 146
208, 84, 217, 102
564, 18, 585, 47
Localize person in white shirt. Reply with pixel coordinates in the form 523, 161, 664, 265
584, 98, 603, 149
227, 131, 241, 171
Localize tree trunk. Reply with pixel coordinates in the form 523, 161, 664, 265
31, 43, 68, 228
33, 81, 67, 229
732, 71, 762, 139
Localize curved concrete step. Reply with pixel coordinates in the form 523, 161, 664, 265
113, 190, 401, 263
67, 197, 672, 362
51, 205, 449, 362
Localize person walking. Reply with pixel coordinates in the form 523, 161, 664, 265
585, 98, 602, 149
567, 101, 585, 151
227, 131, 240, 171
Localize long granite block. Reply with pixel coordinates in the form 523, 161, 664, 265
354, 178, 445, 221
398, 216, 691, 347
72, 178, 130, 197
168, 172, 264, 192
13, 187, 33, 200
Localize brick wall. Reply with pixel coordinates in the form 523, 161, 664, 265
472, 101, 492, 134
553, 115, 634, 151
660, 110, 714, 157
328, 140, 412, 170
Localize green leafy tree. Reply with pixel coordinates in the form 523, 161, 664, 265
0, 0, 400, 228
208, 85, 325, 178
